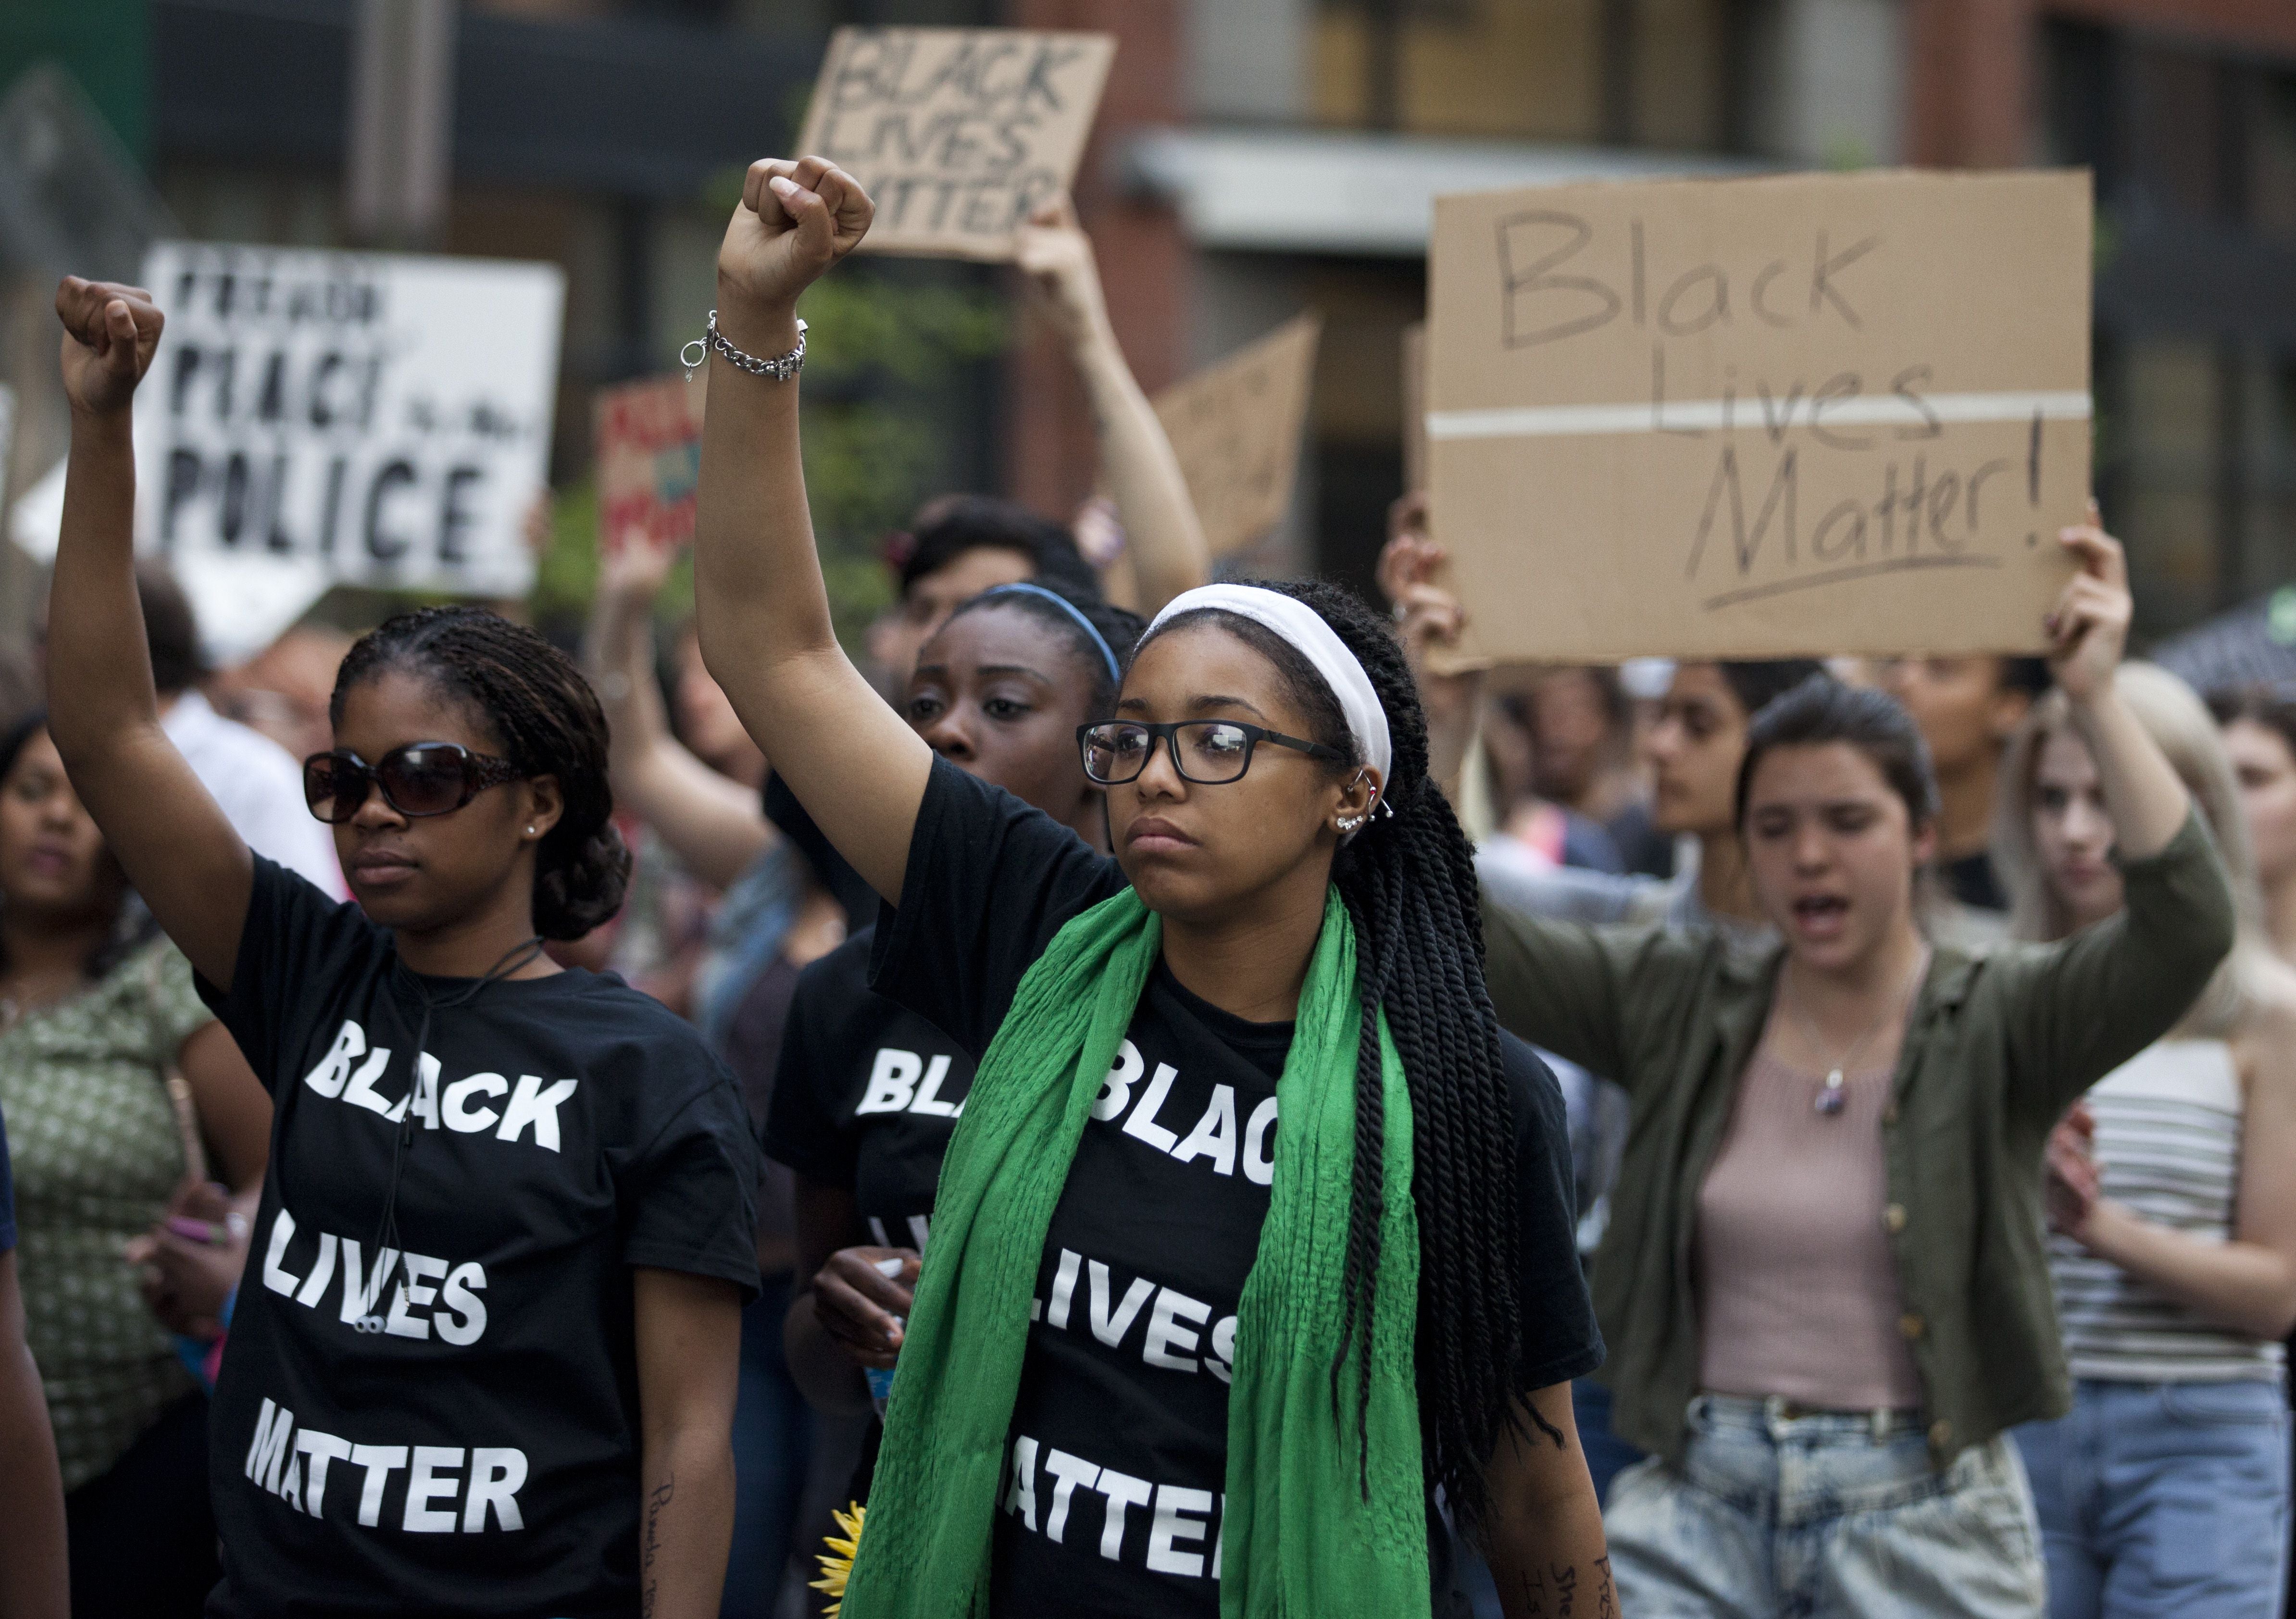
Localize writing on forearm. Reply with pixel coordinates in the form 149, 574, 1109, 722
641, 1473, 674, 1618
1515, 1558, 1613, 1619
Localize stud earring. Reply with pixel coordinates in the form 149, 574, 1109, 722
525, 826, 536, 837
1337, 815, 1363, 834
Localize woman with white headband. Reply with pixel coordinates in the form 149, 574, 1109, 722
692, 157, 1607, 1619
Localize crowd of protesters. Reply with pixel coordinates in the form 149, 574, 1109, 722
0, 152, 2291, 1619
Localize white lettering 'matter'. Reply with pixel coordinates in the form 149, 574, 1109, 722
301, 1019, 577, 1152
243, 1396, 527, 1532
1004, 1432, 1222, 1578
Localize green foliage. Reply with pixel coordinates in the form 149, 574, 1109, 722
793, 271, 1008, 648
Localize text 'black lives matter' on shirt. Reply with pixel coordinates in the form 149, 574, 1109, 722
197, 857, 760, 1619
872, 761, 1602, 1619
763, 927, 973, 1261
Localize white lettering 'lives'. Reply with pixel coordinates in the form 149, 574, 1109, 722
1004, 1432, 1221, 1578
299, 1020, 576, 1152
259, 1207, 488, 1345
1035, 1249, 1235, 1383
241, 1396, 526, 1532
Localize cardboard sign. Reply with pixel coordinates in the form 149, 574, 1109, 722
1155, 314, 1323, 557
1426, 169, 2091, 664
594, 372, 707, 553
136, 241, 565, 601
796, 27, 1117, 261
1401, 322, 1428, 496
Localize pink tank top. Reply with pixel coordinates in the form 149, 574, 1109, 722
1694, 1049, 1923, 1410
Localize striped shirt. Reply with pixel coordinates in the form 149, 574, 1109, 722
2050, 1039, 2284, 1382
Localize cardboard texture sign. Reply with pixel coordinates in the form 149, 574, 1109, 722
796, 27, 1117, 262
595, 372, 707, 553
136, 241, 564, 602
1401, 322, 1428, 495
1155, 314, 1323, 557
1426, 169, 2091, 664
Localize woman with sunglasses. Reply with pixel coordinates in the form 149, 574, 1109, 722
43, 277, 761, 1619
693, 157, 1605, 1619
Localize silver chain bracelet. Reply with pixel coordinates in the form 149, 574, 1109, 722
681, 311, 807, 381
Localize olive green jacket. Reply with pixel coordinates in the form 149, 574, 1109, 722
1480, 810, 2235, 1467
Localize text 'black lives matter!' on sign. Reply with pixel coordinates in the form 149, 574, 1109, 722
1425, 169, 2093, 665
795, 27, 1118, 262
133, 241, 564, 601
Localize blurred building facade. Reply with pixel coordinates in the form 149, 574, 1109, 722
0, 0, 2292, 641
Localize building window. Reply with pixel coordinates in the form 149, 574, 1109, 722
1309, 0, 1728, 149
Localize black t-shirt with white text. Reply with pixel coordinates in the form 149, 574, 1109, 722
198, 857, 760, 1618
762, 928, 973, 1257
872, 761, 1601, 1619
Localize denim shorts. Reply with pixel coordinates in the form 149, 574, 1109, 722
2013, 1377, 2290, 1619
1605, 1394, 2046, 1619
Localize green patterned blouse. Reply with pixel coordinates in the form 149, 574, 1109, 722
0, 936, 215, 1491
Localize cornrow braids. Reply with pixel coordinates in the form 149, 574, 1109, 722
939, 582, 1145, 713
1139, 580, 1527, 1532
331, 606, 630, 941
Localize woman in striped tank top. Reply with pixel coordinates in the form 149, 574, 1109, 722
2000, 662, 2296, 1619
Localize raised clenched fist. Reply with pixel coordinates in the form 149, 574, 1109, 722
55, 276, 164, 417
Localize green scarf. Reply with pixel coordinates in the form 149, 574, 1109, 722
839, 886, 1428, 1619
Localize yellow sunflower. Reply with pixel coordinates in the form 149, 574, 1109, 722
810, 1500, 867, 1616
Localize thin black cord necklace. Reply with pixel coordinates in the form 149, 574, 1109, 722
369, 934, 550, 1266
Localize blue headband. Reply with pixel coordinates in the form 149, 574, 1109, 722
973, 583, 1122, 688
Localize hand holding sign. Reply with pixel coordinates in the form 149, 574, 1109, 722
717, 157, 875, 327
2046, 506, 2131, 703
598, 523, 678, 609
56, 276, 163, 417
1015, 194, 1107, 351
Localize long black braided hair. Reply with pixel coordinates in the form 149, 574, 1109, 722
330, 606, 630, 941
1137, 578, 1529, 1532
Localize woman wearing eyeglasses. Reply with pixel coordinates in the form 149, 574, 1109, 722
692, 158, 1605, 1619
42, 277, 760, 1619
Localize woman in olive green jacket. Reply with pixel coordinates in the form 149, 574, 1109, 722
1469, 523, 2235, 1619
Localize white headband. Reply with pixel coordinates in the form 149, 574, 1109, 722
1147, 584, 1392, 787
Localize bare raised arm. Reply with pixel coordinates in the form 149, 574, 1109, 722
43, 278, 252, 989
1016, 196, 1210, 613
692, 159, 929, 905
2048, 511, 2189, 859
586, 541, 775, 890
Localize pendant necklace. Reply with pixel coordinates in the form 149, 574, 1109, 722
1783, 946, 1930, 1118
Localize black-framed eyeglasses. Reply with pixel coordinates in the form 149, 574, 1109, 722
1076, 721, 1348, 786
302, 744, 525, 824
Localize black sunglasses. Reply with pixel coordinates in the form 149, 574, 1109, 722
1076, 720, 1348, 786
303, 744, 525, 824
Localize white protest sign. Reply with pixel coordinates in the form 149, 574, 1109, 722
136, 242, 564, 600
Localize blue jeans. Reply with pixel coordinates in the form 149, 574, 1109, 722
1605, 1394, 2046, 1618
720, 1277, 813, 1619
2014, 1378, 2290, 1619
